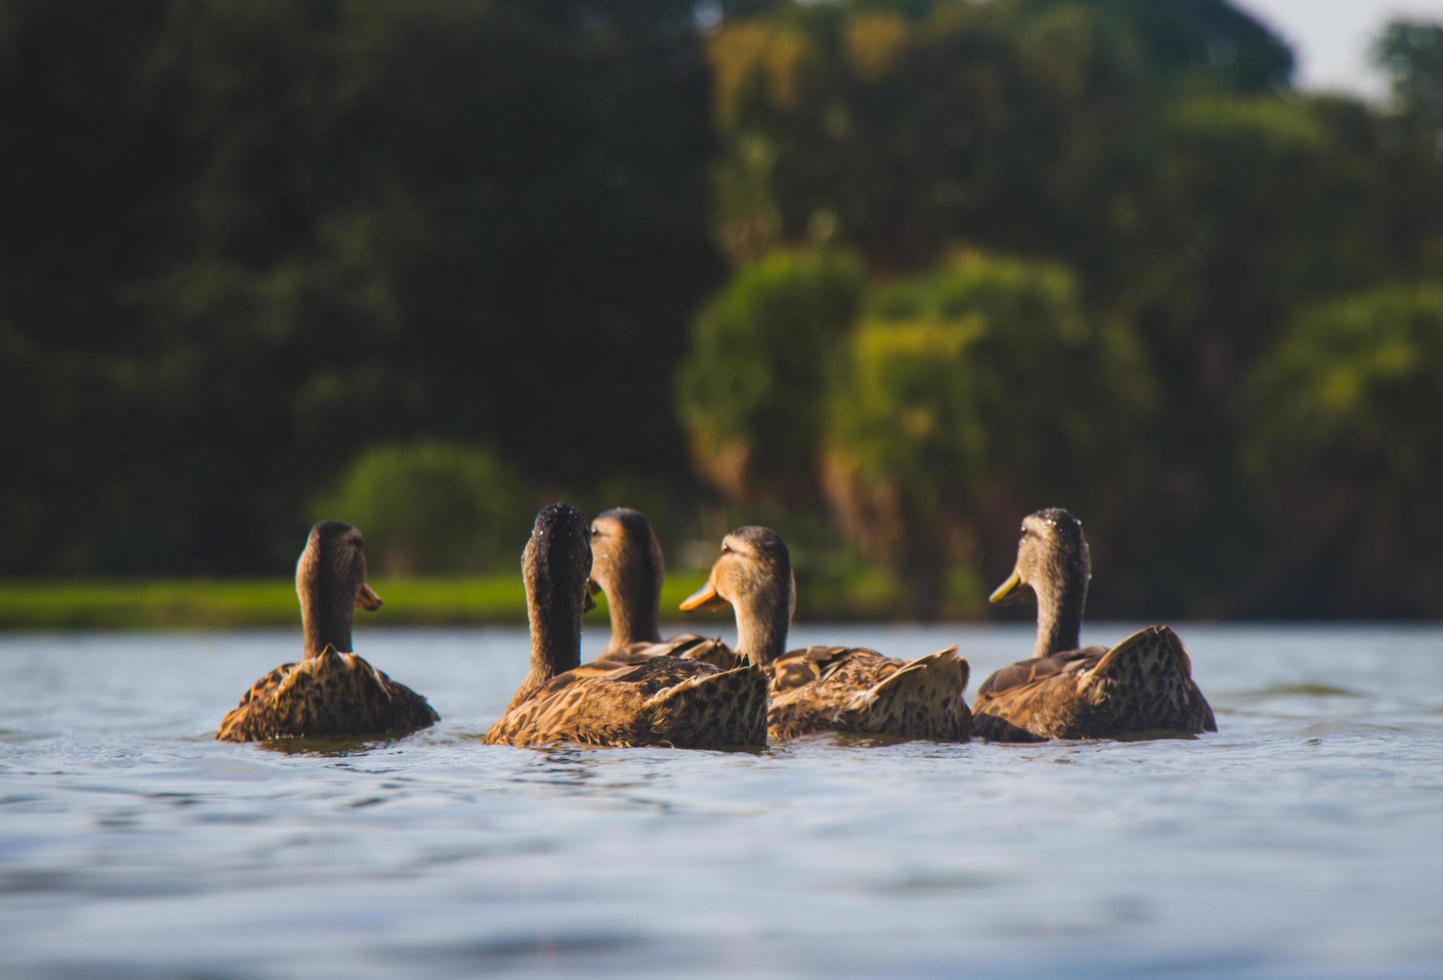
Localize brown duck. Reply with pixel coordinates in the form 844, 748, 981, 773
588, 507, 740, 669
974, 508, 1216, 741
681, 526, 971, 741
217, 521, 438, 742
484, 503, 767, 748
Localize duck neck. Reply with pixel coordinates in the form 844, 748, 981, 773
517, 591, 582, 704
1033, 577, 1085, 658
734, 590, 790, 666
300, 587, 353, 659
605, 568, 661, 649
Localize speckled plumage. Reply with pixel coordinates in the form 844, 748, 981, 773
682, 526, 972, 742
599, 633, 747, 671
484, 651, 768, 747
216, 521, 438, 743
218, 646, 439, 742
588, 508, 747, 671
972, 626, 1216, 741
977, 508, 1215, 741
766, 645, 972, 740
486, 504, 768, 749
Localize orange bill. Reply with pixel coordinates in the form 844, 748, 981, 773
679, 579, 729, 613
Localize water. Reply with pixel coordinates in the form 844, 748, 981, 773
2, 623, 1441, 978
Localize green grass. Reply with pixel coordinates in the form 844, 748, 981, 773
0, 566, 988, 631
0, 572, 719, 630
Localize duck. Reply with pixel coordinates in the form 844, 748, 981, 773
973, 507, 1216, 741
217, 521, 439, 742
483, 503, 768, 748
588, 507, 741, 669
680, 526, 971, 741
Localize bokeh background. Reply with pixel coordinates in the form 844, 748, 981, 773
3, 0, 1442, 621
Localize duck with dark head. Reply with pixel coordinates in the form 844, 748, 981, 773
484, 503, 768, 748
973, 507, 1216, 741
588, 507, 740, 669
217, 521, 439, 742
681, 526, 972, 742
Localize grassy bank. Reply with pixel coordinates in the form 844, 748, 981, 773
0, 575, 577, 630
0, 568, 982, 630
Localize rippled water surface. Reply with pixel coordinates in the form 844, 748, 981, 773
2, 624, 1441, 978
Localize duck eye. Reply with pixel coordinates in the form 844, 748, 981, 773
720, 543, 731, 554
590, 528, 600, 538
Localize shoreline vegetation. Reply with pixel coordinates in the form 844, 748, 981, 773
4, 4, 1442, 618
0, 571, 950, 631
3, 577, 1432, 632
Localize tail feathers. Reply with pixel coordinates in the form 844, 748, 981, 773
669, 635, 748, 671
219, 648, 437, 742
848, 646, 971, 740
1081, 626, 1190, 691
1079, 625, 1213, 735
646, 665, 768, 747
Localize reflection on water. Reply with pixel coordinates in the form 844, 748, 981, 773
1, 624, 1442, 978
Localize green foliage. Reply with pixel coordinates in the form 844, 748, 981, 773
1250, 286, 1443, 472
1245, 286, 1443, 614
0, 566, 930, 630
677, 248, 864, 502
824, 251, 1152, 611
318, 443, 532, 576
1375, 20, 1443, 140
708, 0, 1297, 268
1014, 0, 1294, 92
5, 0, 1443, 618
0, 0, 718, 575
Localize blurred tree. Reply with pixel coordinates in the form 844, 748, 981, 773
1087, 92, 1398, 612
1245, 286, 1443, 616
318, 442, 532, 577
1015, 0, 1293, 93
709, 1, 1054, 267
4, 0, 1443, 621
707, 0, 1296, 271
1375, 20, 1443, 145
676, 248, 864, 506
823, 251, 1152, 614
1372, 20, 1443, 283
0, 0, 719, 574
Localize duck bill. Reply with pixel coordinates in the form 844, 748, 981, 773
679, 578, 729, 613
988, 569, 1032, 606
356, 583, 384, 611
584, 578, 598, 612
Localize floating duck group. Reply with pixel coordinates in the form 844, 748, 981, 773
217, 503, 1216, 747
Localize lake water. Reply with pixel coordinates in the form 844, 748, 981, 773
1, 624, 1441, 978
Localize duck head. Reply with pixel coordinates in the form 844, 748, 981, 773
990, 507, 1091, 657
680, 526, 795, 665
523, 502, 592, 682
297, 520, 382, 659
588, 507, 664, 648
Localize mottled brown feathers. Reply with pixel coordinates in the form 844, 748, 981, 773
765, 646, 972, 741
491, 503, 768, 749
483, 656, 768, 748
217, 646, 439, 742
217, 521, 436, 742
976, 646, 1108, 697
684, 524, 974, 742
598, 634, 746, 671
972, 626, 1216, 742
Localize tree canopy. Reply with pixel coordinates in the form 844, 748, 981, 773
3, 0, 1441, 617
